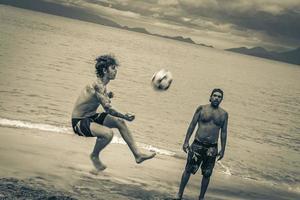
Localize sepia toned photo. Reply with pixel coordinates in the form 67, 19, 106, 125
0, 1, 299, 199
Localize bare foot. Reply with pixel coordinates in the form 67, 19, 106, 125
135, 152, 156, 164
90, 154, 107, 171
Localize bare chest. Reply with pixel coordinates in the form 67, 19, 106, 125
199, 109, 224, 127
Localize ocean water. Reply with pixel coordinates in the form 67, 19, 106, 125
0, 5, 299, 197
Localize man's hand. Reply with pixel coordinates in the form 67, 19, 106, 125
182, 143, 189, 153
124, 113, 135, 121
107, 91, 114, 99
217, 150, 224, 161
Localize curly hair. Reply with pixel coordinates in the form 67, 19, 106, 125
95, 54, 119, 78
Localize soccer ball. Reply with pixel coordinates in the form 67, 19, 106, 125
151, 69, 173, 90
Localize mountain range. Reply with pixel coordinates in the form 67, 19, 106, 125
226, 47, 300, 65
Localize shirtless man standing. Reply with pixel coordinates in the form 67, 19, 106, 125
175, 89, 228, 200
71, 54, 155, 171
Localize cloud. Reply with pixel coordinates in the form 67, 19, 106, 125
177, 0, 300, 39
93, 0, 300, 41
157, 0, 178, 6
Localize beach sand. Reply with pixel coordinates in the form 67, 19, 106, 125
1, 127, 298, 200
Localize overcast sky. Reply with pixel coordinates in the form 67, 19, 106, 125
43, 0, 300, 50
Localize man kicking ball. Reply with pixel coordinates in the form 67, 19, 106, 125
71, 54, 156, 171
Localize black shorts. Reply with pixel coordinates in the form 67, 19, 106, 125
185, 140, 218, 176
71, 113, 108, 137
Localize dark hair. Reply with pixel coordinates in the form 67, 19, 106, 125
95, 54, 119, 78
210, 88, 224, 99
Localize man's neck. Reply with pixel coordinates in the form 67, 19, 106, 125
100, 76, 110, 85
210, 103, 219, 109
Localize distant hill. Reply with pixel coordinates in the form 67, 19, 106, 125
123, 26, 213, 47
226, 47, 300, 65
122, 26, 149, 34
1, 0, 213, 48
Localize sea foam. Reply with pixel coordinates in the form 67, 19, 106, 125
0, 117, 175, 156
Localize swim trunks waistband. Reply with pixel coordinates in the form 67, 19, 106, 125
193, 139, 217, 148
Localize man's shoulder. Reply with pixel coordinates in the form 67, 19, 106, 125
196, 104, 206, 111
219, 107, 228, 116
92, 80, 105, 93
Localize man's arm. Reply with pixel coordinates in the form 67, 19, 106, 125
218, 112, 228, 160
103, 103, 134, 121
183, 106, 202, 153
94, 83, 134, 121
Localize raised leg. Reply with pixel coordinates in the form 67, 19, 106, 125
103, 115, 156, 163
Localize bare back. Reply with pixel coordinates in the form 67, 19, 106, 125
195, 104, 227, 144
72, 80, 110, 119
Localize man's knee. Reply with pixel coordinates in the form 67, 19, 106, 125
106, 129, 114, 140
116, 118, 126, 128
202, 169, 213, 178
184, 168, 193, 176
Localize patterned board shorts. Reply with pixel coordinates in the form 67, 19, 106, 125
185, 140, 218, 176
